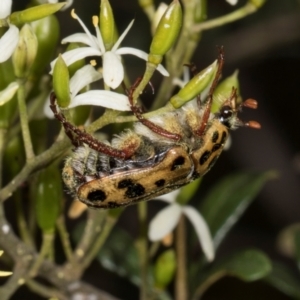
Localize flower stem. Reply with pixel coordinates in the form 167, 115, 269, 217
193, 2, 257, 32
136, 201, 149, 300
17, 83, 35, 161
175, 215, 188, 300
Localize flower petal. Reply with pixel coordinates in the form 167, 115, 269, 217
0, 0, 12, 18
102, 51, 124, 89
0, 25, 19, 63
0, 82, 19, 106
50, 47, 102, 74
112, 19, 135, 51
62, 33, 98, 48
183, 206, 215, 262
115, 47, 169, 77
226, 0, 238, 5
148, 204, 182, 241
68, 90, 131, 111
154, 190, 180, 204
0, 271, 12, 277
69, 65, 102, 96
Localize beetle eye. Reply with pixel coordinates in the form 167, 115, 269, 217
220, 106, 233, 119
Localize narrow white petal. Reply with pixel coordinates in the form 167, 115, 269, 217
49, 47, 102, 74
226, 0, 238, 5
0, 271, 12, 277
112, 20, 135, 51
43, 94, 54, 119
69, 90, 131, 111
72, 11, 99, 50
148, 204, 182, 241
62, 0, 73, 10
70, 65, 102, 96
102, 52, 124, 89
115, 47, 169, 77
62, 33, 98, 48
154, 190, 180, 204
183, 206, 215, 262
0, 82, 19, 106
0, 25, 19, 63
0, 0, 12, 18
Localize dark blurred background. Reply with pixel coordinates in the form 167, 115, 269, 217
10, 0, 300, 299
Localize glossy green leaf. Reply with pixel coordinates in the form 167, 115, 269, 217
193, 249, 272, 299
265, 262, 300, 299
34, 164, 62, 233
97, 227, 140, 285
200, 171, 276, 248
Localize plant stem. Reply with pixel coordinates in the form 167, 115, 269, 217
193, 3, 257, 32
0, 128, 6, 188
175, 215, 188, 300
17, 83, 35, 161
136, 201, 149, 300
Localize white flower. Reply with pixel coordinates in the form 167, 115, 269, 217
44, 64, 130, 118
0, 82, 19, 106
226, 0, 238, 5
50, 10, 169, 89
0, 1, 19, 63
0, 0, 12, 19
0, 250, 12, 277
148, 190, 215, 262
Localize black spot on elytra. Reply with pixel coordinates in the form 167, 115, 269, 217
87, 190, 107, 202
199, 150, 211, 165
118, 179, 134, 189
171, 156, 185, 171
212, 131, 219, 143
155, 179, 166, 187
212, 143, 221, 152
221, 131, 227, 144
125, 183, 145, 198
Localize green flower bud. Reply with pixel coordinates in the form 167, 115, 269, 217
12, 24, 38, 78
211, 70, 240, 113
177, 178, 202, 205
138, 0, 154, 8
53, 55, 71, 108
100, 0, 116, 50
248, 0, 266, 8
149, 0, 182, 65
30, 15, 60, 77
154, 249, 176, 289
0, 60, 18, 129
34, 164, 62, 233
170, 59, 217, 108
10, 3, 66, 27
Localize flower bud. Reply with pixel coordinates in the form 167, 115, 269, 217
53, 54, 71, 108
211, 70, 240, 113
65, 43, 85, 77
0, 59, 18, 129
99, 0, 117, 50
170, 60, 217, 108
30, 15, 60, 77
194, 0, 207, 23
12, 24, 38, 78
154, 250, 176, 289
248, 0, 266, 8
149, 0, 182, 65
9, 3, 65, 26
34, 164, 62, 233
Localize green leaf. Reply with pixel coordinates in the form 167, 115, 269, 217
216, 249, 272, 281
97, 227, 140, 285
265, 262, 300, 299
193, 249, 272, 299
200, 171, 276, 248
